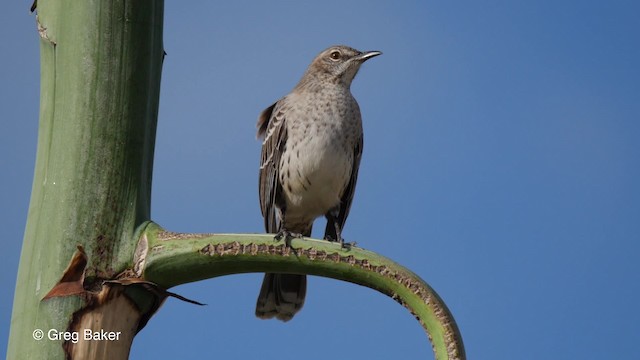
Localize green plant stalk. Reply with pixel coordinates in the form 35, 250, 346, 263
8, 1, 164, 359
140, 222, 465, 360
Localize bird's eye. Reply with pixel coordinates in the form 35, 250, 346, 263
329, 51, 341, 61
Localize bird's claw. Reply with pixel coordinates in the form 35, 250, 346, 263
275, 230, 304, 247
342, 241, 357, 249
324, 235, 357, 249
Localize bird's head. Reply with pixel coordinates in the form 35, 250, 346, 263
300, 45, 382, 89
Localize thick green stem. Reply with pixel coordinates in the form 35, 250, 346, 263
139, 223, 465, 360
8, 1, 163, 359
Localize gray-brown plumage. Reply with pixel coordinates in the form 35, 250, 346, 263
255, 45, 381, 321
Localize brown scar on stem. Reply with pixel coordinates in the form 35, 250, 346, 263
36, 14, 56, 46
43, 243, 204, 306
43, 245, 88, 300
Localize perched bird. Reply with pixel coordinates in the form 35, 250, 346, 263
255, 45, 381, 321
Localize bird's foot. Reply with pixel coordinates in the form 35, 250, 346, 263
275, 230, 304, 247
324, 235, 357, 249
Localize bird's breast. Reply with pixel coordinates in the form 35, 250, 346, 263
276, 89, 362, 223
279, 127, 354, 220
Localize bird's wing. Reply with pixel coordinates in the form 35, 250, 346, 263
257, 100, 288, 233
325, 134, 363, 238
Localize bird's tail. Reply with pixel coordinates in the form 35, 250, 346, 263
255, 273, 307, 321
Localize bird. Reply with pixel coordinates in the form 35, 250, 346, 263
255, 45, 381, 321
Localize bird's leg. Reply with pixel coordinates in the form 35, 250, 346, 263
330, 217, 343, 245
273, 207, 303, 246
324, 208, 356, 248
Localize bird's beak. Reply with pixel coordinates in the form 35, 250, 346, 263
357, 50, 382, 62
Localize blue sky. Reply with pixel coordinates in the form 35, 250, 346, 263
2, 1, 639, 359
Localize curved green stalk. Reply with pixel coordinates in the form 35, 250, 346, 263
139, 222, 465, 360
